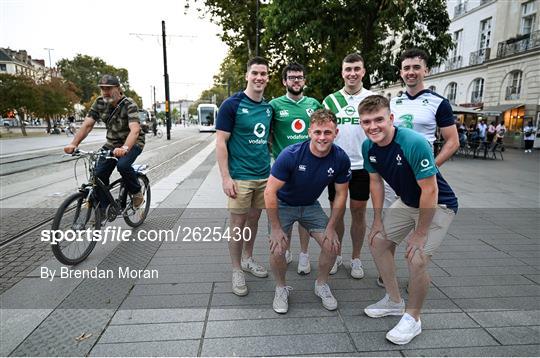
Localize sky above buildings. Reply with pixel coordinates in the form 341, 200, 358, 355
1, 0, 228, 108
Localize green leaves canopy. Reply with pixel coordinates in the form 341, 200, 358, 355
192, 0, 453, 101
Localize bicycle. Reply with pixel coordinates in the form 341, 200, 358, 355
154, 128, 163, 138
51, 149, 151, 265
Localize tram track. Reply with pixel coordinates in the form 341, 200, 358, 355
0, 133, 212, 249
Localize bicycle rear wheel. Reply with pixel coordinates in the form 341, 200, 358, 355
51, 192, 99, 265
123, 174, 151, 227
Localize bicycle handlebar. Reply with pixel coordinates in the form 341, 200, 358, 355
70, 148, 118, 161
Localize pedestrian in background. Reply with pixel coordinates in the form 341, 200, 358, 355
523, 120, 536, 153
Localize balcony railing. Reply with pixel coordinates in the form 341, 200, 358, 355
497, 30, 540, 58
470, 91, 483, 104
469, 48, 491, 65
445, 56, 463, 71
505, 86, 520, 100
454, 1, 468, 17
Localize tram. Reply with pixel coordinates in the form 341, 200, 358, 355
197, 104, 218, 132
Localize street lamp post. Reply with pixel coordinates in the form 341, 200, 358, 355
43, 47, 54, 76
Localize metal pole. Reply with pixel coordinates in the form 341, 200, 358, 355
43, 47, 54, 76
162, 20, 171, 140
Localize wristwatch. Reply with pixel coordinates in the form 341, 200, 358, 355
121, 145, 129, 152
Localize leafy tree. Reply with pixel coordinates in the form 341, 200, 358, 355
57, 54, 140, 108
0, 74, 39, 136
190, 0, 453, 101
262, 0, 453, 99
34, 78, 80, 132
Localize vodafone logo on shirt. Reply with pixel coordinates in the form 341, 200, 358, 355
291, 119, 306, 134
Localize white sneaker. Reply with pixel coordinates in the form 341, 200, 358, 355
285, 250, 293, 264
297, 252, 311, 275
232, 269, 248, 296
314, 281, 338, 310
273, 286, 292, 314
241, 257, 268, 278
350, 258, 365, 279
386, 313, 422, 345
329, 255, 342, 275
364, 293, 405, 318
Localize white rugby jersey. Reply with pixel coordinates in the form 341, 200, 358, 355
323, 88, 375, 169
390, 89, 454, 144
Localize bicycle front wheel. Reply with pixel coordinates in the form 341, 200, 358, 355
51, 192, 99, 265
123, 174, 151, 227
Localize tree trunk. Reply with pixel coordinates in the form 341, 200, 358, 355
19, 110, 28, 136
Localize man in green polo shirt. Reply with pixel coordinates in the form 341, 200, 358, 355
270, 62, 322, 275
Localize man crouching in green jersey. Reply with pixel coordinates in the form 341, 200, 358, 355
270, 63, 322, 276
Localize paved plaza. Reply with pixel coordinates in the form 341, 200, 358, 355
1, 143, 539, 356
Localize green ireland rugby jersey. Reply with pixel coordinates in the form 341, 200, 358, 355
270, 95, 322, 159
323, 88, 374, 169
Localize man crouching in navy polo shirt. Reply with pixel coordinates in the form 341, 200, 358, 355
359, 95, 458, 345
264, 109, 351, 314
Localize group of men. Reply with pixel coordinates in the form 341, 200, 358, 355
216, 48, 460, 345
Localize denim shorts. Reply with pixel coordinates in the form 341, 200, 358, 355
278, 200, 328, 234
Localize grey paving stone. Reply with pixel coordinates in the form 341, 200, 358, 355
300, 351, 402, 357
469, 310, 540, 327
205, 316, 346, 338
98, 322, 204, 343
136, 272, 231, 284
519, 257, 540, 265
119, 293, 210, 309
487, 326, 540, 345
524, 274, 540, 284
351, 328, 498, 351
89, 340, 200, 356
454, 296, 540, 311
506, 251, 540, 258
110, 309, 206, 325
434, 251, 513, 259
145, 263, 233, 274
432, 275, 532, 287
439, 284, 540, 299
444, 265, 539, 276
208, 303, 337, 321
130, 283, 213, 296
342, 312, 479, 332
200, 333, 354, 356
488, 244, 540, 252
432, 258, 529, 268
403, 344, 540, 357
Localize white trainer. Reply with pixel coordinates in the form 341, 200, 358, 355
329, 255, 342, 275
273, 286, 293, 314
350, 258, 365, 279
314, 281, 338, 311
364, 294, 405, 318
386, 313, 422, 345
232, 269, 248, 296
297, 252, 311, 275
285, 250, 293, 264
241, 257, 268, 278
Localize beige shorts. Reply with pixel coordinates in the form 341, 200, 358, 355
383, 198, 455, 256
228, 179, 267, 215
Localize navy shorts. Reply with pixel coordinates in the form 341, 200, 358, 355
328, 169, 369, 202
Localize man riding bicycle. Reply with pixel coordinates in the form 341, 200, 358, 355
64, 74, 145, 212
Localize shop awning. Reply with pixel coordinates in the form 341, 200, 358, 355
482, 104, 524, 116
451, 105, 483, 114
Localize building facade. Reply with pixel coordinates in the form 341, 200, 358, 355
378, 0, 540, 147
0, 48, 57, 81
